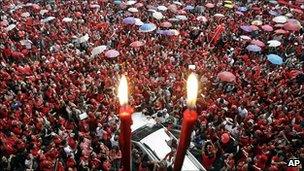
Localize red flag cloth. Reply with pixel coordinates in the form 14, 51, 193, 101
210, 24, 225, 45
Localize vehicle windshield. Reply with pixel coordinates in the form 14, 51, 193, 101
132, 124, 162, 142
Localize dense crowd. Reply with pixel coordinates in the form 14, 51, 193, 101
0, 0, 304, 170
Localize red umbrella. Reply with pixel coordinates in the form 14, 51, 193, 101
283, 19, 302, 31
130, 41, 145, 48
250, 25, 259, 31
251, 39, 265, 47
217, 71, 236, 82
275, 29, 288, 34
261, 25, 273, 31
160, 21, 172, 28
210, 24, 225, 45
205, 3, 215, 8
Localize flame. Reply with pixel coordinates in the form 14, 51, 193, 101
118, 75, 128, 106
186, 73, 198, 108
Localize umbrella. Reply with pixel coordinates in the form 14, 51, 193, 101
267, 54, 283, 65
20, 39, 33, 46
5, 24, 16, 31
218, 71, 236, 82
91, 45, 107, 57
224, 4, 234, 8
160, 21, 172, 28
114, 1, 121, 4
272, 16, 287, 23
130, 41, 145, 48
90, 4, 100, 8
139, 23, 157, 32
42, 16, 55, 23
238, 6, 248, 12
251, 20, 263, 26
240, 25, 252, 32
267, 40, 281, 47
261, 25, 273, 31
123, 17, 136, 24
153, 12, 164, 20
175, 15, 188, 20
250, 25, 259, 31
21, 12, 30, 18
62, 17, 73, 22
283, 19, 302, 31
185, 5, 194, 10
173, 1, 183, 6
196, 16, 208, 22
126, 1, 136, 5
105, 49, 119, 58
78, 34, 89, 43
205, 3, 215, 8
240, 35, 251, 40
128, 7, 138, 13
214, 13, 225, 17
134, 18, 144, 26
275, 29, 288, 34
40, 9, 49, 15
157, 5, 167, 11
236, 11, 244, 16
251, 39, 265, 47
269, 10, 278, 16
246, 44, 262, 52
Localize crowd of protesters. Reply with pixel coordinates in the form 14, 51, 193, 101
0, 0, 304, 170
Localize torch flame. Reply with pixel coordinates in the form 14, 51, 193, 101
118, 75, 128, 106
186, 73, 198, 108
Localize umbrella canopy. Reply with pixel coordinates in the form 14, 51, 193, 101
139, 23, 157, 32
250, 25, 259, 31
91, 45, 107, 57
105, 49, 120, 58
5, 24, 16, 31
173, 1, 183, 6
218, 71, 236, 82
160, 21, 172, 28
283, 19, 302, 31
251, 20, 263, 26
272, 16, 288, 23
240, 25, 253, 32
153, 12, 164, 20
126, 0, 136, 5
224, 4, 234, 8
267, 40, 281, 47
196, 16, 208, 22
130, 41, 145, 48
62, 17, 73, 22
267, 54, 283, 65
123, 17, 136, 24
240, 35, 251, 40
42, 16, 55, 23
21, 12, 30, 18
275, 29, 288, 34
78, 34, 90, 43
134, 18, 144, 26
246, 44, 262, 52
175, 15, 188, 20
184, 5, 194, 10
261, 25, 273, 31
128, 7, 138, 13
157, 5, 167, 11
114, 1, 121, 4
205, 3, 215, 8
214, 13, 225, 17
238, 6, 248, 12
251, 39, 265, 47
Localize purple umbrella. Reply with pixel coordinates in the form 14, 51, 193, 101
240, 25, 253, 32
123, 17, 136, 24
105, 49, 120, 58
246, 44, 262, 52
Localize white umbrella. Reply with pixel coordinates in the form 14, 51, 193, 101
20, 39, 33, 49
62, 17, 73, 22
42, 16, 55, 23
169, 29, 180, 35
267, 40, 281, 47
148, 9, 157, 13
134, 18, 144, 25
272, 16, 288, 23
240, 35, 251, 40
78, 34, 90, 43
157, 5, 167, 11
5, 24, 16, 31
91, 45, 107, 57
128, 7, 139, 13
126, 1, 137, 5
40, 9, 48, 15
214, 13, 225, 17
173, 1, 183, 6
90, 4, 100, 8
21, 12, 30, 18
197, 16, 208, 22
175, 15, 187, 20
153, 12, 164, 20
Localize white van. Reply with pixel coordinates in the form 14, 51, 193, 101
131, 112, 206, 171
